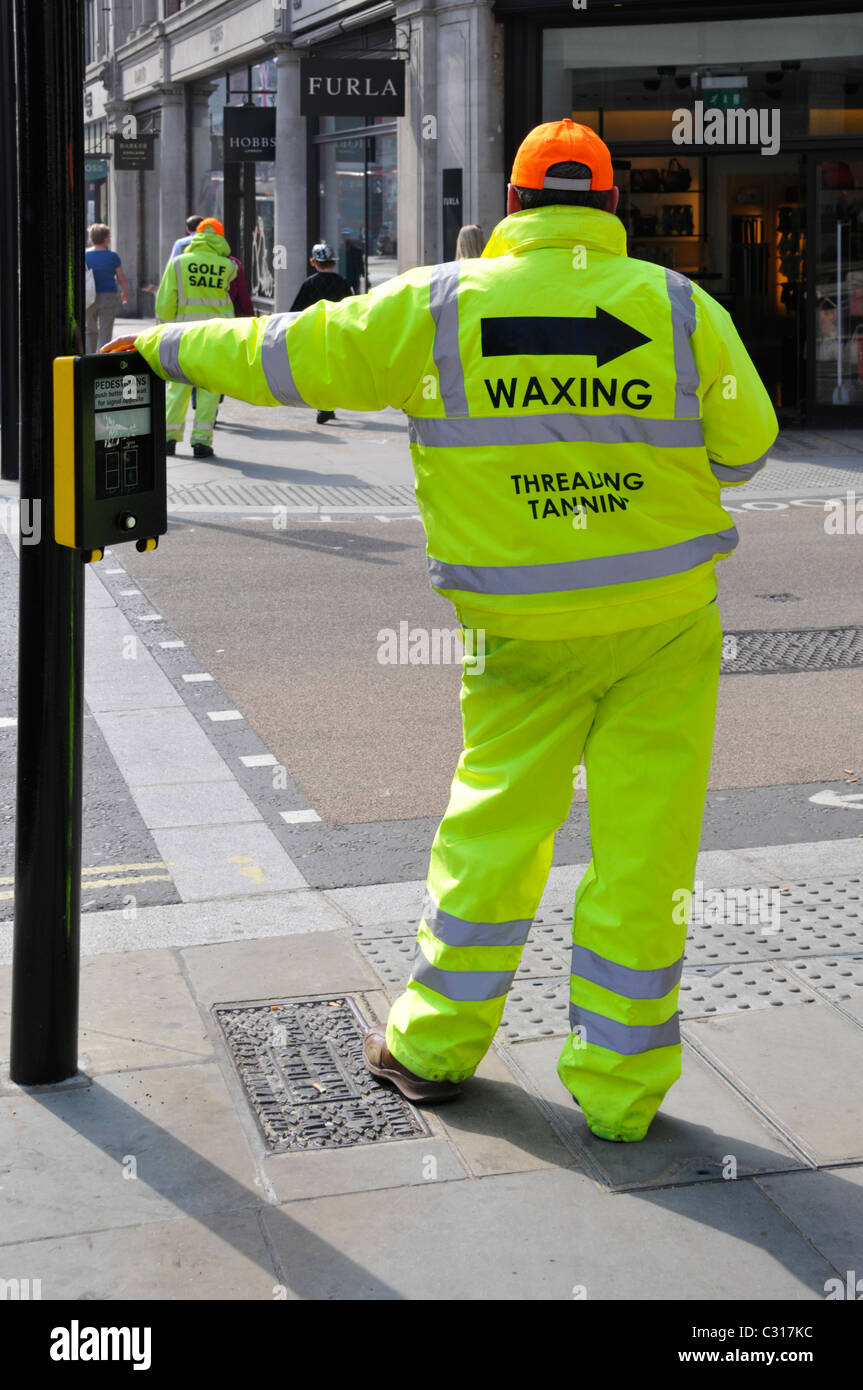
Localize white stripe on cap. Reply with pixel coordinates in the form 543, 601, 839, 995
542, 175, 593, 190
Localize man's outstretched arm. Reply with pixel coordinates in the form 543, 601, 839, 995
103, 272, 435, 414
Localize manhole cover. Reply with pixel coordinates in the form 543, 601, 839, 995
214, 995, 428, 1152
721, 627, 863, 674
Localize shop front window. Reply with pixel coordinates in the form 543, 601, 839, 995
204, 65, 277, 304
540, 17, 863, 417
315, 116, 398, 292
814, 157, 863, 407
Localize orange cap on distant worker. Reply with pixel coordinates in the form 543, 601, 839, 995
197, 217, 225, 236
510, 119, 614, 192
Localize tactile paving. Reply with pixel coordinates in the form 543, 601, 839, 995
678, 963, 818, 1018
720, 627, 863, 674
353, 879, 863, 1035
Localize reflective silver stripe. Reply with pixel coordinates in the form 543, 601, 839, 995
710, 445, 773, 484
429, 262, 469, 417
543, 175, 591, 190
422, 893, 532, 948
569, 1003, 680, 1054
411, 946, 514, 1002
158, 324, 192, 385
428, 527, 738, 595
176, 300, 234, 313
571, 944, 684, 1000
260, 313, 305, 405
173, 257, 185, 306
408, 414, 704, 449
665, 269, 699, 420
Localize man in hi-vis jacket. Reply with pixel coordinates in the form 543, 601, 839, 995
104, 121, 777, 1142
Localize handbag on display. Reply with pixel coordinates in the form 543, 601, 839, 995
633, 213, 658, 236
821, 161, 854, 189
631, 167, 661, 193
660, 157, 692, 192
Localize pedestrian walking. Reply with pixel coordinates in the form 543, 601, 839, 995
103, 120, 778, 1143
170, 214, 203, 259
85, 224, 128, 352
154, 215, 236, 458
290, 243, 353, 423
171, 214, 255, 317
454, 224, 485, 259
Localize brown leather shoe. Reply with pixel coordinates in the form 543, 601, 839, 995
363, 1026, 461, 1103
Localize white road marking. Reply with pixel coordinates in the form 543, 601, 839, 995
137, 614, 163, 622
0, 717, 17, 728
208, 709, 243, 721
280, 809, 321, 824
160, 640, 185, 648
241, 754, 278, 767
182, 673, 214, 682
105, 568, 125, 574
810, 789, 863, 810
119, 588, 140, 596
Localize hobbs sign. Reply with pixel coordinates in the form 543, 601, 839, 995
223, 106, 276, 162
300, 59, 405, 117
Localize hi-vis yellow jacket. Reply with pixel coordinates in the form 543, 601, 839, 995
155, 227, 237, 324
135, 205, 778, 638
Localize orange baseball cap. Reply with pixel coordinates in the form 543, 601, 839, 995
510, 119, 614, 192
197, 217, 225, 236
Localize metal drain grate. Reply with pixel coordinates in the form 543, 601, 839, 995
721, 627, 863, 674
215, 995, 427, 1151
167, 479, 418, 511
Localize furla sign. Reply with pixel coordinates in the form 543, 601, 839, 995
300, 60, 405, 116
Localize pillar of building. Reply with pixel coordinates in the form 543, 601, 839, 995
156, 85, 186, 276
395, 0, 438, 270
273, 45, 308, 313
105, 98, 140, 313
434, 1, 505, 255
395, 0, 504, 269
189, 82, 217, 219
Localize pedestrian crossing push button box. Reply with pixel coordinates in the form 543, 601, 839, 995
53, 352, 167, 561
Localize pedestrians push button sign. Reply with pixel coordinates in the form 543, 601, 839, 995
53, 353, 166, 559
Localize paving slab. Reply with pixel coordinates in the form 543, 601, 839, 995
95, 707, 234, 788
503, 1036, 805, 1191
734, 840, 863, 882
260, 1167, 831, 1300
0, 949, 210, 1079
434, 1043, 579, 1177
756, 1166, 863, 1276
0, 1210, 280, 1300
180, 931, 380, 1009
133, 778, 263, 829
84, 606, 184, 713
684, 1002, 863, 1165
0, 1062, 261, 1245
0, 890, 347, 965
265, 1136, 466, 1203
150, 821, 306, 899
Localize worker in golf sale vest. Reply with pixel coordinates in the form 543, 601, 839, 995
154, 216, 237, 458
104, 120, 777, 1143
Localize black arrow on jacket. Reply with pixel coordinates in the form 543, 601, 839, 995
481, 309, 652, 369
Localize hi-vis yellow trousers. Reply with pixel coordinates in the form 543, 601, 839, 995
385, 601, 722, 1141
